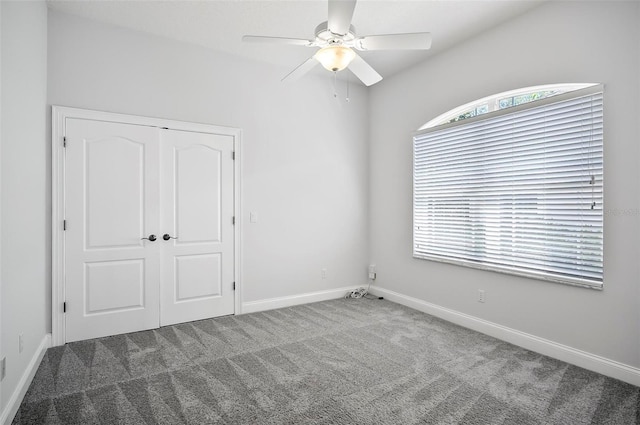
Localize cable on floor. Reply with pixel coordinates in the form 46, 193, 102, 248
344, 280, 384, 300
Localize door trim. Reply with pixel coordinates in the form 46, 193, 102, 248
51, 106, 243, 346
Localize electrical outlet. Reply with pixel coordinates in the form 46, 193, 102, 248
478, 290, 486, 303
1, 357, 5, 381
368, 264, 376, 280
321, 268, 327, 279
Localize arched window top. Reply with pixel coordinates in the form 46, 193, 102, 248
419, 83, 598, 130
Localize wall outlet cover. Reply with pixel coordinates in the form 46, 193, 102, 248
478, 290, 486, 303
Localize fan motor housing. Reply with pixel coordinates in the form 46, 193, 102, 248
314, 21, 356, 45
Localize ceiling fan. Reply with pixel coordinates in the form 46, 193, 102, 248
242, 0, 432, 87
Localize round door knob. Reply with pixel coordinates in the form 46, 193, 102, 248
141, 234, 157, 241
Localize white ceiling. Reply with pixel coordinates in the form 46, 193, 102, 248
47, 0, 544, 82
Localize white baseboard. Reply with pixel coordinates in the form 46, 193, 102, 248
370, 287, 640, 387
241, 286, 357, 314
1, 333, 51, 425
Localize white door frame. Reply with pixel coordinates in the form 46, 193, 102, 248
51, 105, 243, 347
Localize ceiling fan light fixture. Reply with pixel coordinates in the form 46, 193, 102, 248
314, 45, 356, 72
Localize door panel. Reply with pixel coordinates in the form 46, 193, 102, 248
65, 119, 160, 342
175, 145, 222, 244
85, 137, 145, 249
160, 129, 234, 326
175, 254, 222, 300
84, 259, 145, 313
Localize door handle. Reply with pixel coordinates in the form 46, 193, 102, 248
141, 234, 157, 242
163, 233, 178, 241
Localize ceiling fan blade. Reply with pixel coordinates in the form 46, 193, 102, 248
282, 56, 319, 82
348, 54, 382, 87
242, 35, 313, 47
355, 32, 432, 51
328, 0, 357, 35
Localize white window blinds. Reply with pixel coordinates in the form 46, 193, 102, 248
413, 85, 603, 288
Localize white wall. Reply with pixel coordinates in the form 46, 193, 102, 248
369, 0, 640, 368
47, 11, 370, 309
0, 0, 48, 417
0, 0, 4, 410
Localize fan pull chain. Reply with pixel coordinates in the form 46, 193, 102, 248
333, 71, 338, 98
346, 72, 350, 102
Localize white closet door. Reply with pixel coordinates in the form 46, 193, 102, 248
65, 119, 161, 343
159, 129, 235, 326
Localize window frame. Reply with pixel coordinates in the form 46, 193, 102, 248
412, 84, 604, 289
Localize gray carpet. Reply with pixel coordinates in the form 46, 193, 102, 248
13, 298, 640, 424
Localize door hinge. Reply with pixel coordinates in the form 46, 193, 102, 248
233, 282, 236, 291
232, 151, 235, 160
232, 216, 235, 225
63, 136, 67, 148
63, 220, 67, 231
63, 302, 67, 313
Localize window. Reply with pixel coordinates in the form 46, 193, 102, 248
413, 84, 603, 288
422, 84, 592, 128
